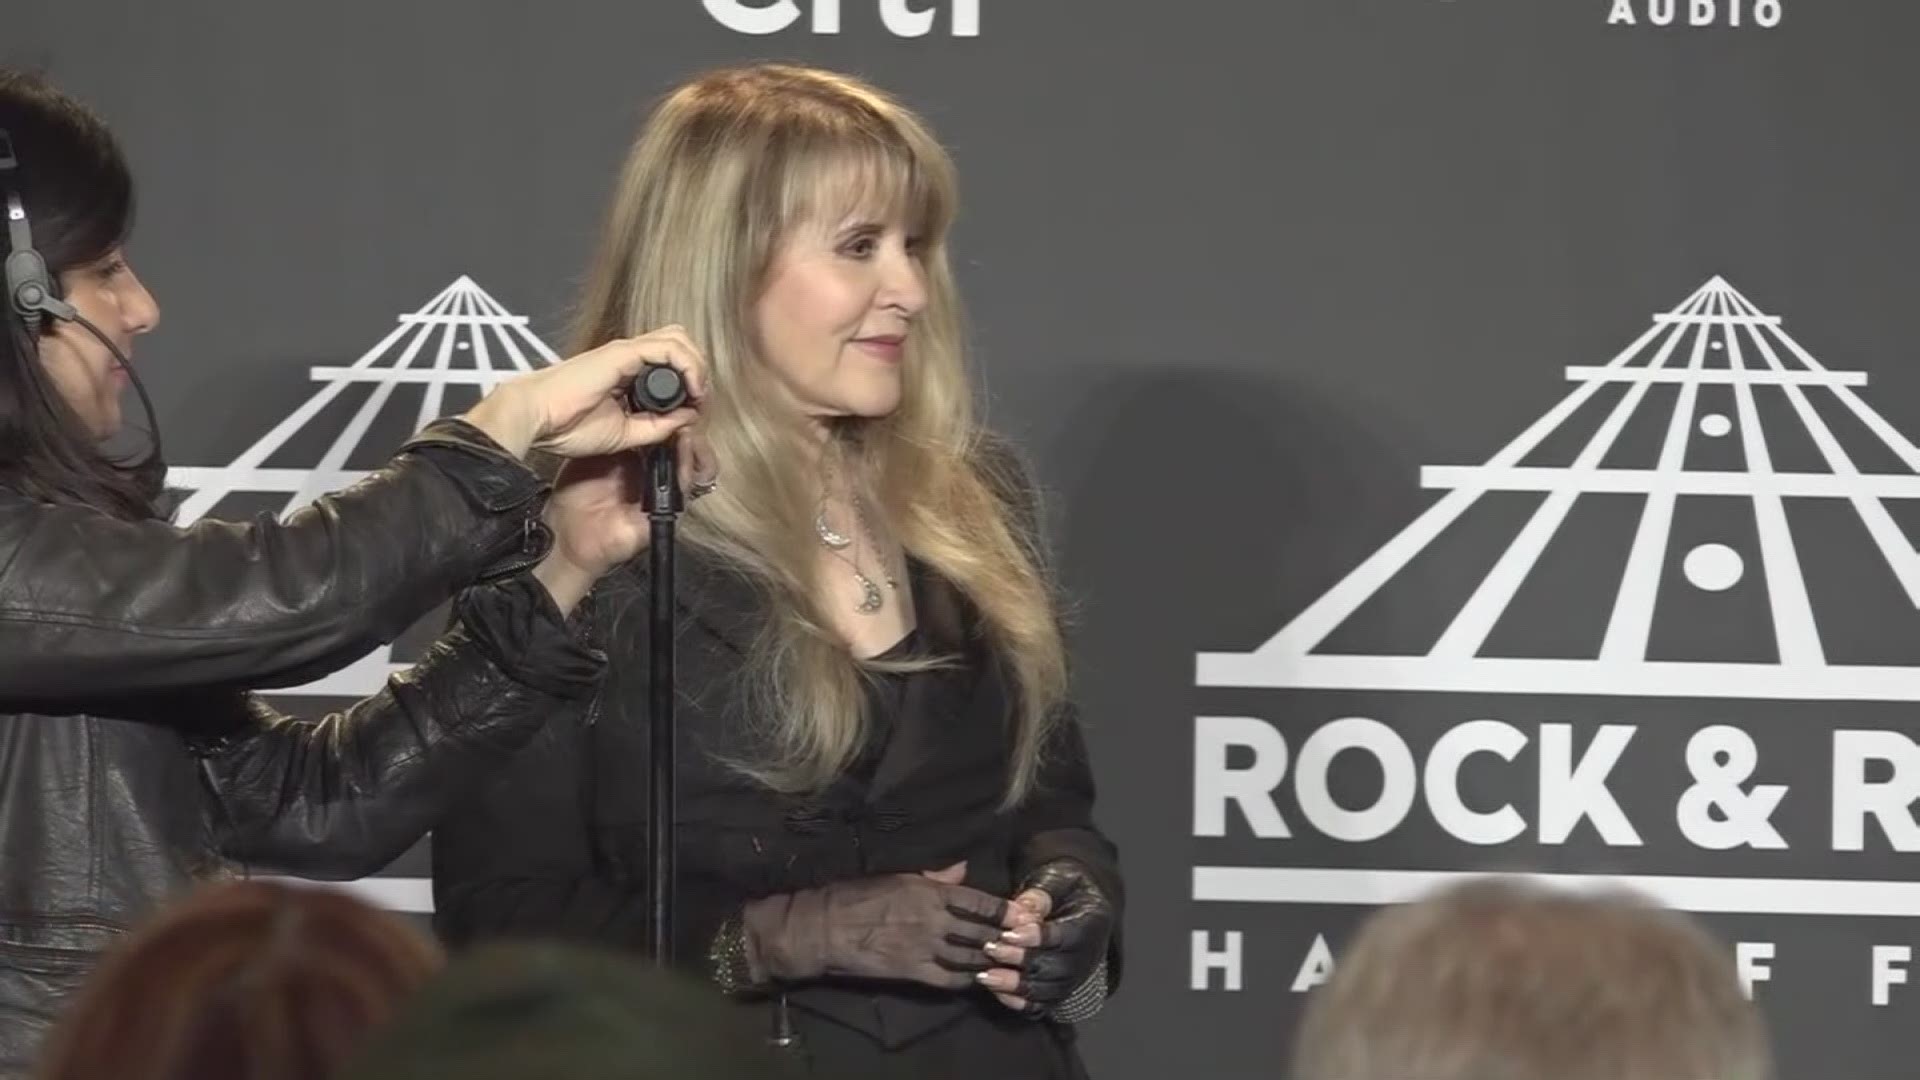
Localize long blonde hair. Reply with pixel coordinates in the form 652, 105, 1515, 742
573, 63, 1067, 806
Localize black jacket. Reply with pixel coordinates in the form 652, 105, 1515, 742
432, 462, 1123, 1079
0, 419, 605, 1078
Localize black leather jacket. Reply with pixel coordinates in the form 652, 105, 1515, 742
0, 419, 605, 1078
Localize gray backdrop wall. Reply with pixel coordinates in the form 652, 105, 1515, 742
11, 1, 1919, 1076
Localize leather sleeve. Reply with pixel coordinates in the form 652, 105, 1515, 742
0, 419, 553, 700
200, 573, 605, 880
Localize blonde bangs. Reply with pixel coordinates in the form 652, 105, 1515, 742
772, 134, 955, 251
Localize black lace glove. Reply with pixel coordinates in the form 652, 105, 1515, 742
733, 864, 1010, 991
984, 859, 1115, 1019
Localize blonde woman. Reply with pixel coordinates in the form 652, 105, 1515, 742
432, 64, 1123, 1076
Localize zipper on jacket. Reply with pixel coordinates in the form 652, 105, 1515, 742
478, 516, 554, 583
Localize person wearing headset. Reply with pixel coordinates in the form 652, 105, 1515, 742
0, 70, 708, 1076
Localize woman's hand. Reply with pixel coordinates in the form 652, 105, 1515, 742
463, 326, 708, 459
532, 431, 716, 615
739, 861, 1037, 992
977, 859, 1115, 1016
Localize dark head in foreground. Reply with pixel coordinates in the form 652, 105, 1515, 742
339, 940, 815, 1080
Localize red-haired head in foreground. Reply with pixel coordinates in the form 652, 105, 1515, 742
34, 879, 441, 1080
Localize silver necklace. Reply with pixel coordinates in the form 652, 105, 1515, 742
815, 506, 853, 550
815, 487, 897, 615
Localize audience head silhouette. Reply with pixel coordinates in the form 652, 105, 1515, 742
34, 879, 441, 1080
338, 940, 802, 1080
1290, 876, 1773, 1080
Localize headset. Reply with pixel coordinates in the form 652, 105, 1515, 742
2, 128, 77, 331
0, 124, 163, 462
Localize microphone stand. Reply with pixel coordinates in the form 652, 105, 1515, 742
644, 435, 680, 967
630, 363, 687, 968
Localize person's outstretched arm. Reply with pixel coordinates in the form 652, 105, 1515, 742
0, 327, 707, 702
0, 417, 551, 700
201, 573, 605, 878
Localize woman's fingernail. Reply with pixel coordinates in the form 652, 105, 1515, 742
1000, 930, 1021, 942
975, 971, 992, 984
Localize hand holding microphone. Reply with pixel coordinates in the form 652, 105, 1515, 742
525, 325, 718, 613
463, 325, 707, 460
627, 358, 689, 415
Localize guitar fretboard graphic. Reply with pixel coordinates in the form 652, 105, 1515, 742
164, 276, 559, 698
1197, 276, 1920, 700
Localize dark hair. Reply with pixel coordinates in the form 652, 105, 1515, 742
0, 69, 162, 519
341, 941, 802, 1080
33, 880, 444, 1080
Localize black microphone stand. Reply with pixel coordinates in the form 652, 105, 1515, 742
629, 363, 687, 968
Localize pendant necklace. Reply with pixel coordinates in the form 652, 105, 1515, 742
815, 468, 897, 614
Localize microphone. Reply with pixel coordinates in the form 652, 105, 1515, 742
627, 361, 687, 415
